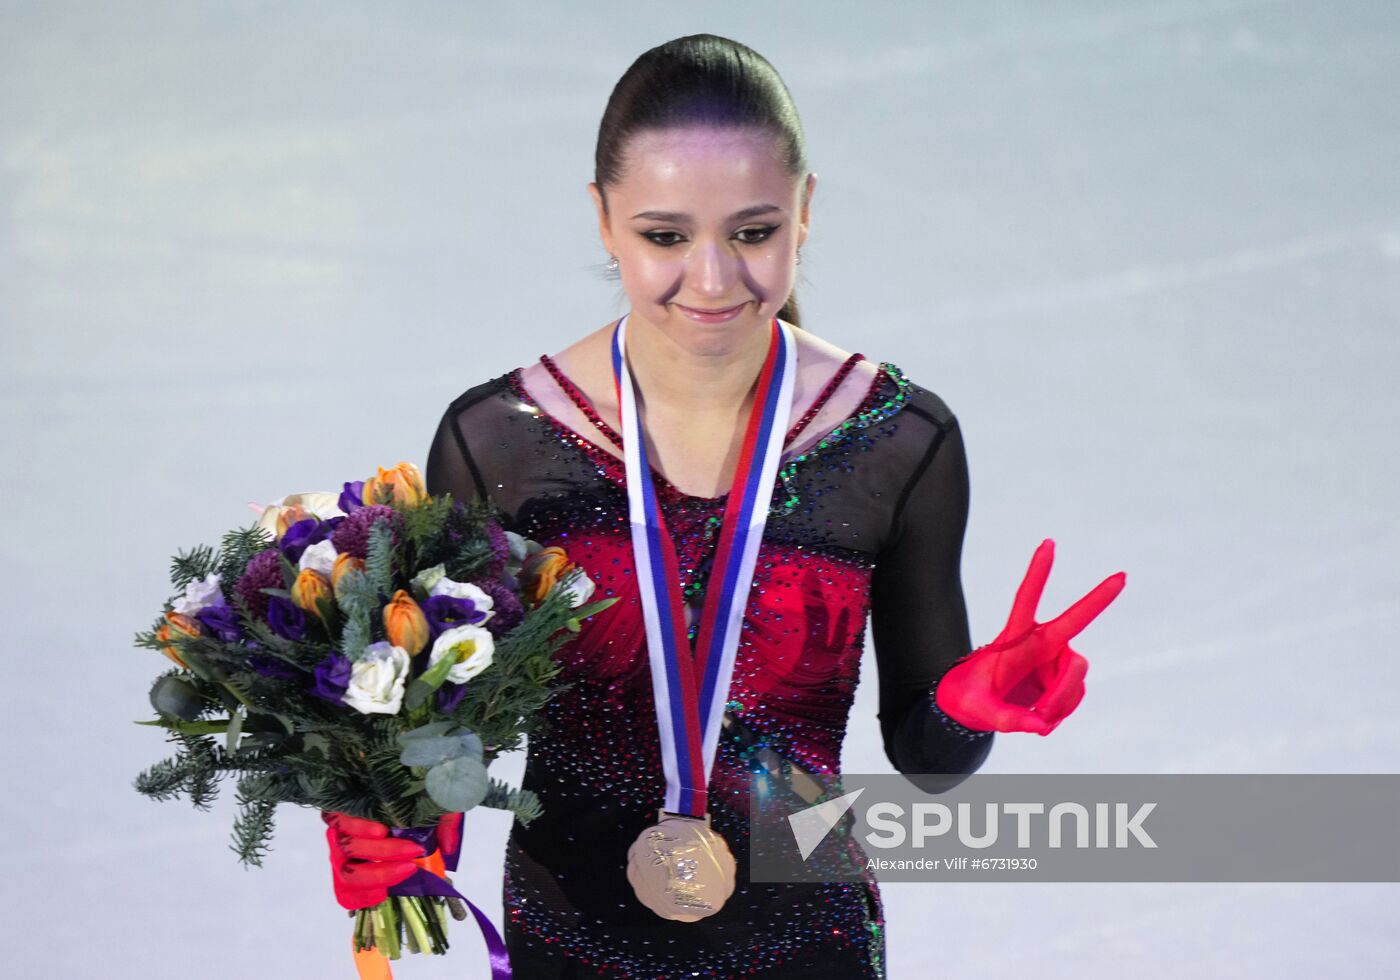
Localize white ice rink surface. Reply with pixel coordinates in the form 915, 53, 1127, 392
2, 2, 1397, 977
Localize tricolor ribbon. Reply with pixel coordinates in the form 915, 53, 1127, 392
611, 312, 797, 817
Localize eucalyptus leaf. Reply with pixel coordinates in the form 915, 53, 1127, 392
399, 721, 456, 742
425, 754, 489, 812
400, 735, 466, 768
456, 730, 483, 761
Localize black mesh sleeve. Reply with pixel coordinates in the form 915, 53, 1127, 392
869, 410, 994, 791
425, 404, 487, 507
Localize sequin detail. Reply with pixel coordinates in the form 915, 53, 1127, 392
465, 362, 935, 979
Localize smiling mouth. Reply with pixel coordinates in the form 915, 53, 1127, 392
678, 302, 746, 314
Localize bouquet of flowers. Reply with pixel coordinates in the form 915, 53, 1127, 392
132, 461, 613, 973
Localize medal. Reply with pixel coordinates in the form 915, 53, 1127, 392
610, 312, 797, 922
626, 810, 738, 922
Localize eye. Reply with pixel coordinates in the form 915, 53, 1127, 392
640, 225, 781, 248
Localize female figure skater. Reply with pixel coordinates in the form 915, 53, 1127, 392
328, 33, 1124, 979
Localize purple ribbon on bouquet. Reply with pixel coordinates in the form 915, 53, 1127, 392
386, 825, 511, 979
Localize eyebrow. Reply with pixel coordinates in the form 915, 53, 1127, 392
629, 204, 785, 223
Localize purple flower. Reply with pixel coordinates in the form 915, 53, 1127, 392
481, 519, 511, 576
279, 518, 333, 564
195, 602, 241, 642
248, 654, 300, 680
330, 505, 402, 560
339, 481, 366, 515
435, 682, 468, 713
312, 651, 352, 704
266, 595, 307, 641
235, 549, 284, 620
421, 594, 486, 638
475, 578, 524, 636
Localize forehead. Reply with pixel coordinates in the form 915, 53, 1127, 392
615, 127, 792, 206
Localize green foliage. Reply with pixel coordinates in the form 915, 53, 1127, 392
216, 525, 274, 586
366, 521, 396, 600
170, 544, 216, 593
231, 785, 278, 867
481, 778, 544, 826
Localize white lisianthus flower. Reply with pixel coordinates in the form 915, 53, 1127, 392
299, 539, 338, 577
342, 641, 411, 715
558, 567, 596, 608
430, 577, 495, 624
428, 624, 495, 684
173, 572, 224, 616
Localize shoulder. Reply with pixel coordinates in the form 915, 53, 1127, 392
440, 368, 520, 420
892, 371, 959, 432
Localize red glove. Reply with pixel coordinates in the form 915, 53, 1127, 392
322, 811, 425, 910
322, 811, 467, 909
936, 539, 1125, 736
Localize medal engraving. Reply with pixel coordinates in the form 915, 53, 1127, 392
626, 812, 737, 922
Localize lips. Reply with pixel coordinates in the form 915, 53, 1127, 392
678, 302, 745, 315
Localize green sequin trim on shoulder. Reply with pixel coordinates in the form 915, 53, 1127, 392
768, 361, 912, 519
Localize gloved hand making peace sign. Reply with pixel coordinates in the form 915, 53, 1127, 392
935, 539, 1125, 736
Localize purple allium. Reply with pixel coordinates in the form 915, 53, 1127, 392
312, 651, 352, 703
435, 682, 468, 713
235, 549, 284, 620
279, 517, 333, 564
338, 481, 366, 515
330, 504, 403, 560
266, 595, 307, 641
482, 519, 510, 576
195, 602, 242, 642
476, 578, 524, 636
421, 594, 486, 639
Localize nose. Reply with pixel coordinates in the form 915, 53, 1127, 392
684, 238, 740, 300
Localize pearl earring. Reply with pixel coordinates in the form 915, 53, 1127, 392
607, 254, 619, 272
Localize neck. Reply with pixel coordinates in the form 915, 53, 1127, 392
621, 314, 775, 415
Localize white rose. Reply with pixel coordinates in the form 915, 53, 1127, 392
559, 567, 595, 608
299, 539, 338, 577
427, 624, 495, 685
430, 577, 495, 624
172, 572, 224, 616
342, 641, 411, 715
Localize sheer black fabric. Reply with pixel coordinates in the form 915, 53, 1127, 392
424, 360, 994, 978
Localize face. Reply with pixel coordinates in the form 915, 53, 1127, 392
587, 126, 815, 353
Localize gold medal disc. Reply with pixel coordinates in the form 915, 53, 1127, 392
626, 811, 737, 922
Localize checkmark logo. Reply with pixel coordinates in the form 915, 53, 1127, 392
787, 788, 865, 861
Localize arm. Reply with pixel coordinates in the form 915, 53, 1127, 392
869, 413, 994, 792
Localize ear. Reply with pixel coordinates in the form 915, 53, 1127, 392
796, 172, 817, 250
586, 181, 615, 257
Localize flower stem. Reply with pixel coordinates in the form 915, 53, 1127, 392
399, 896, 434, 955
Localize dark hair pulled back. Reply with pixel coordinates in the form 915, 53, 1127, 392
594, 34, 810, 329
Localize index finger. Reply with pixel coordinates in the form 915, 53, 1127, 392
1001, 538, 1055, 641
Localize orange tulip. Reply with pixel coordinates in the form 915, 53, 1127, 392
520, 546, 574, 604
331, 552, 365, 596
362, 462, 426, 508
291, 568, 333, 621
383, 589, 430, 655
156, 610, 201, 668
